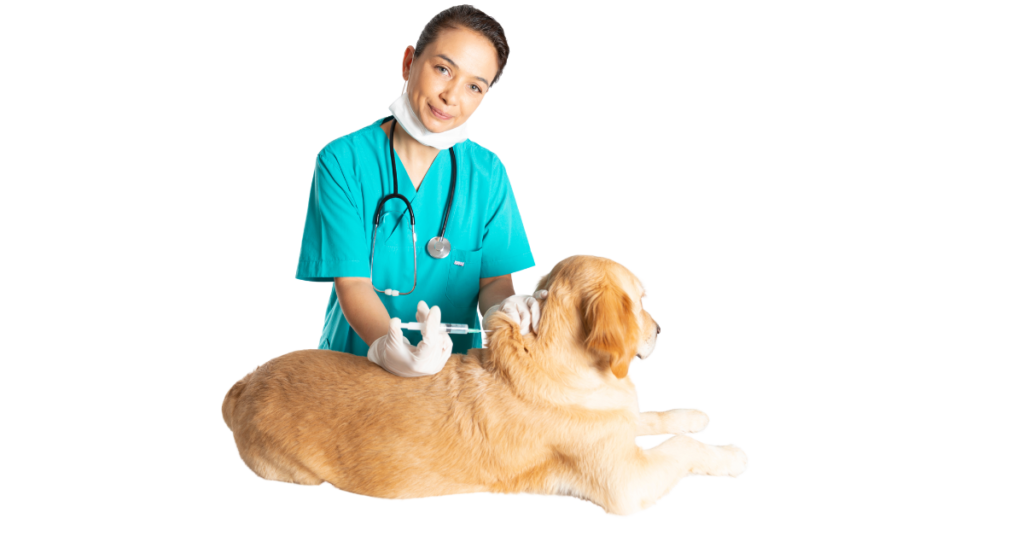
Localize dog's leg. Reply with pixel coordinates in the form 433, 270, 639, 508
238, 445, 325, 486
636, 409, 709, 435
594, 435, 746, 515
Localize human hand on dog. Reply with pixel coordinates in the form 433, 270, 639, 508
367, 301, 453, 377
483, 290, 548, 335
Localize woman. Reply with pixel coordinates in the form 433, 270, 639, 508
295, 6, 539, 377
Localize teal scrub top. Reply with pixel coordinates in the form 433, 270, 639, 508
296, 116, 535, 356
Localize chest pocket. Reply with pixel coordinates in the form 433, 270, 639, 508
444, 247, 483, 307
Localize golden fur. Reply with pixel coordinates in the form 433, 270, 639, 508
222, 255, 746, 514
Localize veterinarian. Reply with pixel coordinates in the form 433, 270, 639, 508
295, 6, 538, 377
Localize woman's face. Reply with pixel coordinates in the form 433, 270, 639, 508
402, 26, 499, 133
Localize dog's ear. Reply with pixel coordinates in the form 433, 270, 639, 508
582, 278, 639, 379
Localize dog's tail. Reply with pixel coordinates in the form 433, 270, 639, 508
222, 370, 254, 432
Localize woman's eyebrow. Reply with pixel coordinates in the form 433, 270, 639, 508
434, 54, 491, 89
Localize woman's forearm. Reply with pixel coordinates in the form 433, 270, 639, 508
335, 277, 393, 346
475, 280, 516, 319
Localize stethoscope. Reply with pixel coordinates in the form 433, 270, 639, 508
369, 117, 457, 297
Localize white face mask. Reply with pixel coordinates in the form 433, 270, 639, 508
388, 81, 469, 150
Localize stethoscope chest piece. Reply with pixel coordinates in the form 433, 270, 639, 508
427, 236, 451, 259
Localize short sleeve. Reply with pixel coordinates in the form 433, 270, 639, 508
295, 147, 370, 282
479, 158, 535, 278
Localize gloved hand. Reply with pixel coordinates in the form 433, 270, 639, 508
482, 290, 549, 335
367, 301, 454, 377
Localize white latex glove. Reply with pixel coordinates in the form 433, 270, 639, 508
367, 301, 454, 377
482, 290, 549, 335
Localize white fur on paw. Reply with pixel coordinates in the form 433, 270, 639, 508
717, 445, 747, 477
665, 409, 710, 434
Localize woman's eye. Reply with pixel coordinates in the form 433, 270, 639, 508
432, 66, 479, 93
436, 65, 450, 76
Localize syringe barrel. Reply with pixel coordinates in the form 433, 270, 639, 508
399, 322, 469, 334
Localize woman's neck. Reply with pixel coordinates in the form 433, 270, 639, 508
383, 118, 441, 167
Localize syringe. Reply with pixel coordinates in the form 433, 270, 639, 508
399, 322, 490, 335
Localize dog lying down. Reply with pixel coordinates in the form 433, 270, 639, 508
222, 255, 746, 515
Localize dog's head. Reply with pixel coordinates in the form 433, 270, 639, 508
483, 255, 659, 383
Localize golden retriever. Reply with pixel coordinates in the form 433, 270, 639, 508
222, 255, 746, 514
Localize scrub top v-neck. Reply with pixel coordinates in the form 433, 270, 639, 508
386, 119, 439, 196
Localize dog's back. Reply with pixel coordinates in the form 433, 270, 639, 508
222, 347, 549, 498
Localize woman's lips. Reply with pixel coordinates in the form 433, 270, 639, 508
429, 104, 452, 120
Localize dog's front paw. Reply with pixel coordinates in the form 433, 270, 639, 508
664, 409, 709, 434
714, 445, 747, 477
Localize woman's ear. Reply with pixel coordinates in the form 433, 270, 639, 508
399, 44, 415, 81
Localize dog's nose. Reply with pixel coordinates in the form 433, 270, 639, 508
656, 322, 661, 335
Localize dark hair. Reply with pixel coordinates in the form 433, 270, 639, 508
413, 5, 510, 86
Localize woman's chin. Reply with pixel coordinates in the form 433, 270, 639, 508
418, 112, 457, 133
420, 119, 451, 133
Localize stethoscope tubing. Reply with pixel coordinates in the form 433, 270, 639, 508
369, 117, 457, 296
